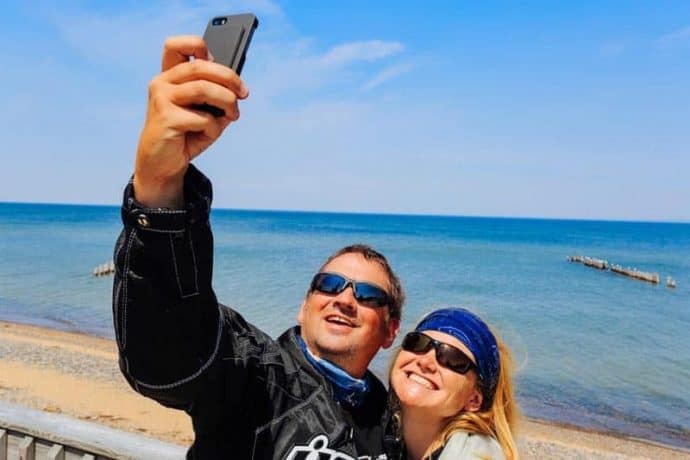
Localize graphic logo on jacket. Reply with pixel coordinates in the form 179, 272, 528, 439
284, 434, 387, 460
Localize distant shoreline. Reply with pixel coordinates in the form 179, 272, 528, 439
2, 200, 690, 225
1, 319, 688, 459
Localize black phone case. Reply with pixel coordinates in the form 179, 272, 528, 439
195, 13, 258, 117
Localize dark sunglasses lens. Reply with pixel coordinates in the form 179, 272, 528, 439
402, 332, 475, 374
313, 273, 346, 294
354, 283, 389, 307
402, 332, 432, 352
438, 345, 474, 374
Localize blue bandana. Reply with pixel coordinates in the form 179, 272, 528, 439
415, 308, 500, 408
297, 336, 370, 408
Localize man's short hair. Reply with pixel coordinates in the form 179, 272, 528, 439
317, 244, 405, 320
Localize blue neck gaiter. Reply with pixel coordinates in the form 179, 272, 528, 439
298, 335, 370, 408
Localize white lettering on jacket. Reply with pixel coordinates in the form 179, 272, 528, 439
284, 434, 387, 460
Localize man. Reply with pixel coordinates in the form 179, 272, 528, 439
113, 36, 404, 459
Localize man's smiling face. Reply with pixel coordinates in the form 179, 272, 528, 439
298, 252, 399, 378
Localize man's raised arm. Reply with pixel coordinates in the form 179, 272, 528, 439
133, 35, 247, 209
112, 36, 248, 408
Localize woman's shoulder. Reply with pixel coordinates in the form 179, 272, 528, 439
436, 431, 506, 460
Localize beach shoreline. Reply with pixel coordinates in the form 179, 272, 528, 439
1, 320, 688, 459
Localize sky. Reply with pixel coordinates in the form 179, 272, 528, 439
1, 1, 689, 222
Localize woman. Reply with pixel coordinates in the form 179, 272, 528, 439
389, 308, 519, 459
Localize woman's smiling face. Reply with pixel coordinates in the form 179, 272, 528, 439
391, 330, 484, 418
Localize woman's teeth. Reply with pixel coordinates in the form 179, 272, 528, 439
408, 372, 435, 390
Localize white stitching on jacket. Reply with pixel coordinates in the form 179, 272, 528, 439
188, 228, 199, 295
121, 228, 136, 349
138, 227, 185, 234
170, 234, 184, 297
169, 233, 200, 298
132, 305, 224, 389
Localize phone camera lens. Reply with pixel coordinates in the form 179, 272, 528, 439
212, 17, 227, 26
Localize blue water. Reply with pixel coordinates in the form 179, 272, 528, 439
1, 202, 689, 448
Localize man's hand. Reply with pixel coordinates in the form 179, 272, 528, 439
133, 35, 249, 208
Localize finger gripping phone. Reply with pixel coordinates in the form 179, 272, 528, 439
196, 13, 258, 117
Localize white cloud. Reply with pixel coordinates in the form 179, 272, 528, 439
41, 1, 284, 78
234, 0, 284, 18
244, 38, 408, 103
1, 1, 415, 207
658, 26, 690, 45
37, 2, 407, 103
362, 63, 414, 91
320, 40, 404, 66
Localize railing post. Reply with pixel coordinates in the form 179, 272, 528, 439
18, 435, 35, 460
47, 444, 65, 460
0, 429, 7, 460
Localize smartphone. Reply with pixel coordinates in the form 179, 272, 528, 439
195, 13, 258, 117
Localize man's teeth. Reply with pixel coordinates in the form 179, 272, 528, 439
328, 317, 353, 326
408, 373, 435, 390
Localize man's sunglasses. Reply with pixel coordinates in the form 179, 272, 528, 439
401, 331, 477, 375
310, 272, 391, 309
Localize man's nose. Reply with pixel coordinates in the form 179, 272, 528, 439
333, 284, 358, 312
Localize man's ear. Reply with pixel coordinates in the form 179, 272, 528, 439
297, 294, 311, 326
297, 299, 307, 325
463, 387, 484, 413
382, 318, 400, 349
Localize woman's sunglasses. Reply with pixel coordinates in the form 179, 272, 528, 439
401, 331, 477, 375
310, 272, 391, 309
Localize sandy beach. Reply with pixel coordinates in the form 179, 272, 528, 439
0, 320, 688, 459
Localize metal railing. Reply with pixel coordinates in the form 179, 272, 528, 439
0, 401, 186, 460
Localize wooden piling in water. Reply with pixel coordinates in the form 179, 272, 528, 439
610, 265, 659, 284
567, 255, 675, 287
91, 261, 115, 277
567, 255, 609, 270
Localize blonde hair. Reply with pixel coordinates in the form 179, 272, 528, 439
390, 328, 520, 460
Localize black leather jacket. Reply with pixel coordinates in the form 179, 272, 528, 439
112, 165, 397, 459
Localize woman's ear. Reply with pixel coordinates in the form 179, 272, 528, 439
463, 387, 484, 413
